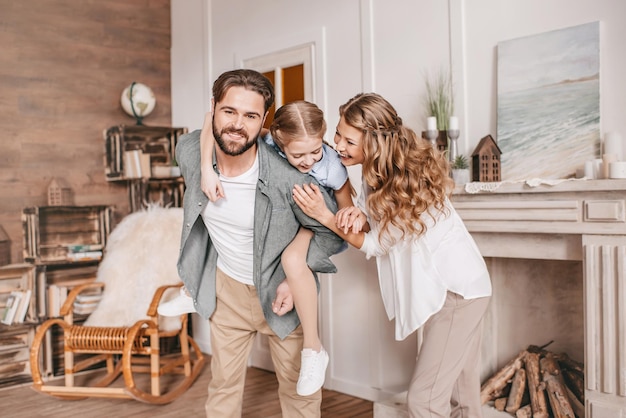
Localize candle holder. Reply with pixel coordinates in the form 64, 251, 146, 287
447, 129, 460, 162
425, 129, 438, 149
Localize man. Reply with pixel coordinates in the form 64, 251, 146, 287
175, 69, 344, 417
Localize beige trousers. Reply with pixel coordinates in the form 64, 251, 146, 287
205, 268, 321, 417
407, 291, 491, 418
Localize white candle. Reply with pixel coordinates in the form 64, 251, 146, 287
449, 116, 459, 130
427, 116, 437, 131
603, 132, 623, 160
584, 160, 594, 179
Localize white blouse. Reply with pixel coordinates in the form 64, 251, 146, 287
357, 186, 492, 341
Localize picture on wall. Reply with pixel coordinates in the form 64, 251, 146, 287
497, 21, 600, 181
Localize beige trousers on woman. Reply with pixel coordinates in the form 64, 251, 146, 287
205, 268, 320, 417
407, 291, 491, 418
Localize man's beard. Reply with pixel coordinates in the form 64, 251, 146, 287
213, 122, 260, 157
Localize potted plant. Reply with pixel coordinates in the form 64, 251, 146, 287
423, 69, 454, 132
451, 154, 471, 184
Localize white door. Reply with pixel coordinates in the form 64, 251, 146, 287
243, 44, 315, 371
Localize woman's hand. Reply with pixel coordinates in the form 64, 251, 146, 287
292, 183, 335, 225
200, 111, 225, 201
336, 206, 367, 234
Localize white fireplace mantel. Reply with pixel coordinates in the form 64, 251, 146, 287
451, 179, 626, 418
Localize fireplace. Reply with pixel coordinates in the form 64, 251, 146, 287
374, 179, 626, 417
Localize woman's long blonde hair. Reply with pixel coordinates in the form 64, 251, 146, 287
339, 93, 454, 244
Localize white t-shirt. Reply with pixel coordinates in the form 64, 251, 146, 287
201, 156, 258, 286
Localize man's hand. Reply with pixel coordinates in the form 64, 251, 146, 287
272, 280, 294, 316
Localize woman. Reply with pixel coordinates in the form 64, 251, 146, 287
292, 93, 492, 418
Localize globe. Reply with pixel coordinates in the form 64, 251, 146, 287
121, 82, 156, 124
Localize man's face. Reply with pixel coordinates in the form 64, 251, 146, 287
213, 86, 266, 156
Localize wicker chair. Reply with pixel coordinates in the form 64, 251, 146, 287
29, 207, 205, 404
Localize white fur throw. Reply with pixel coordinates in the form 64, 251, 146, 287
84, 206, 184, 332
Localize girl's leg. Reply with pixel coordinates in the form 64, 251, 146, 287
281, 227, 319, 350
157, 285, 196, 316
282, 227, 329, 397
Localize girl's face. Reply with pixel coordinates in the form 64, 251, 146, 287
282, 136, 324, 173
334, 116, 365, 166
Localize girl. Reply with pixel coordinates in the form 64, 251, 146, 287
292, 93, 492, 417
159, 100, 353, 397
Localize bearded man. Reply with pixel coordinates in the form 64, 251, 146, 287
175, 69, 344, 417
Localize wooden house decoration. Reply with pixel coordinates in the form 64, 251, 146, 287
471, 134, 502, 182
47, 177, 73, 206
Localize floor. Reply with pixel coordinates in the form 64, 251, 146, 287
0, 361, 374, 417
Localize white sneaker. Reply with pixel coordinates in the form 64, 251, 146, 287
296, 347, 329, 396
157, 287, 196, 316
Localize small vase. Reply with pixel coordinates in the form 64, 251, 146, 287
452, 169, 470, 184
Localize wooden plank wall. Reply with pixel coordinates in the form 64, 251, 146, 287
0, 0, 174, 264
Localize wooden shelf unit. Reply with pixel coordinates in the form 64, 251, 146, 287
0, 205, 115, 385
0, 264, 37, 386
103, 125, 187, 212
22, 205, 112, 264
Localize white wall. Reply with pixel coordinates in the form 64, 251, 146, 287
171, 0, 210, 132
460, 0, 626, 160
171, 0, 626, 401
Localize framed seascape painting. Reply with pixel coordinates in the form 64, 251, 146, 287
497, 21, 600, 181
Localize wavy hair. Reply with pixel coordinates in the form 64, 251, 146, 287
339, 93, 454, 245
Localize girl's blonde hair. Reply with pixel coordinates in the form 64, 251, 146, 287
270, 100, 326, 150
339, 93, 454, 244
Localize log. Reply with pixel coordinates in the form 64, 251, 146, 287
565, 384, 585, 418
480, 350, 526, 404
515, 404, 532, 418
528, 342, 554, 354
494, 397, 507, 411
525, 352, 549, 418
505, 367, 527, 414
529, 346, 584, 377
541, 354, 576, 418
563, 369, 585, 404
555, 352, 585, 376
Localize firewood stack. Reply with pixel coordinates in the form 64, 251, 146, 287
480, 345, 585, 418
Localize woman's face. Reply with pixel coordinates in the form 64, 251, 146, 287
333, 116, 365, 166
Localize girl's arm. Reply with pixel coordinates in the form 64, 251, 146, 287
333, 180, 353, 210
333, 180, 369, 233
293, 183, 366, 249
200, 112, 225, 201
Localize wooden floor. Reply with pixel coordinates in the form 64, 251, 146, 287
0, 361, 374, 417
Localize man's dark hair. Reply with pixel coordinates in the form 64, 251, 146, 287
212, 69, 275, 113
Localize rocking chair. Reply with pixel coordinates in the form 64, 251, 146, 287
29, 207, 205, 404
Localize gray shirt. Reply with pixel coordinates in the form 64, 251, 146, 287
176, 130, 345, 339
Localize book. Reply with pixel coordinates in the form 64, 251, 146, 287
1, 291, 22, 325
47, 285, 60, 317
66, 244, 103, 253
14, 289, 31, 323
123, 150, 143, 178
73, 289, 102, 315
66, 251, 102, 262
